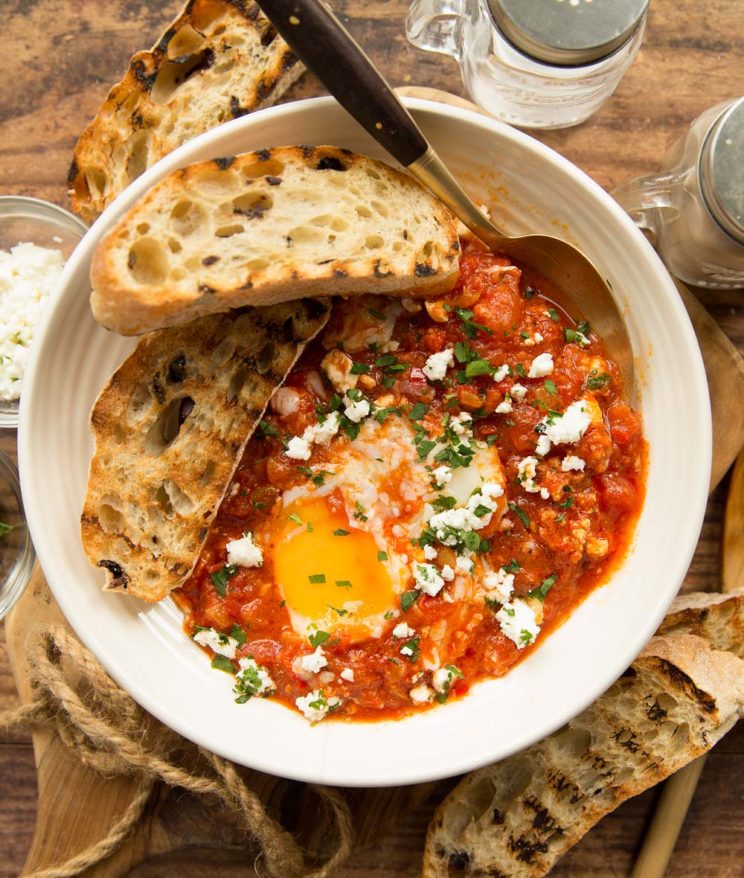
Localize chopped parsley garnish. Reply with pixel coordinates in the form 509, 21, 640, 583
308, 573, 326, 584
374, 405, 400, 423
464, 358, 493, 378
544, 379, 558, 396
503, 558, 521, 574
353, 502, 368, 522
297, 466, 333, 487
454, 340, 474, 363
577, 320, 591, 336
258, 420, 279, 437
515, 363, 526, 377
401, 590, 419, 612
401, 637, 420, 663
519, 630, 534, 646
288, 512, 304, 526
211, 655, 235, 674
329, 605, 349, 616
333, 528, 350, 536
548, 308, 560, 322
434, 665, 463, 703
377, 550, 388, 562
367, 307, 386, 320
455, 307, 492, 338
528, 573, 557, 601
0, 522, 12, 538
335, 579, 353, 588
586, 371, 611, 390
309, 630, 331, 648
431, 495, 457, 512
375, 353, 399, 368
233, 660, 271, 703
350, 361, 371, 374
408, 402, 429, 421
384, 610, 395, 620
230, 625, 247, 644
508, 502, 531, 529
523, 286, 537, 299
558, 496, 574, 509
210, 564, 237, 597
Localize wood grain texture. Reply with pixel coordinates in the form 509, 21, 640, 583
0, 0, 743, 876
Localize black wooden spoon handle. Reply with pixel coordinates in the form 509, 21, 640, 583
257, 0, 429, 167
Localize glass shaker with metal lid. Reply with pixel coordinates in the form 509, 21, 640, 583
406, 0, 648, 129
613, 98, 744, 289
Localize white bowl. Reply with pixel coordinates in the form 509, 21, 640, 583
18, 97, 710, 787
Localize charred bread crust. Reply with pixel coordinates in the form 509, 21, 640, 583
70, 0, 303, 222
89, 146, 461, 336
81, 298, 330, 602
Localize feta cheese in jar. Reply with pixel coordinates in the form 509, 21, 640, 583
0, 242, 65, 401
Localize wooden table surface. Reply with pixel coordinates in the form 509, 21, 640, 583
1, 1, 743, 875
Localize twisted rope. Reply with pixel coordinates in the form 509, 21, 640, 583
1, 625, 354, 878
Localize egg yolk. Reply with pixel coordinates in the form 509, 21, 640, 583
274, 497, 396, 637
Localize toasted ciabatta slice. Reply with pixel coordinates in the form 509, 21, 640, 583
81, 298, 329, 602
424, 629, 744, 878
659, 588, 744, 656
89, 146, 461, 336
69, 0, 303, 223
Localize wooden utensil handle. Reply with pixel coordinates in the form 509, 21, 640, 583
256, 0, 428, 166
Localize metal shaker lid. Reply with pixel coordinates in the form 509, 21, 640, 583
488, 0, 649, 66
699, 97, 744, 245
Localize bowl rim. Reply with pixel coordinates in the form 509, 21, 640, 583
18, 95, 711, 786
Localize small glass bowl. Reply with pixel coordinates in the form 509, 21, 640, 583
0, 450, 34, 618
0, 196, 87, 429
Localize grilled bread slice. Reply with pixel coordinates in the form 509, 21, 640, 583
81, 298, 330, 602
89, 146, 461, 336
69, 0, 303, 223
423, 598, 744, 878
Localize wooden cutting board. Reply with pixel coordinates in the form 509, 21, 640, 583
7, 89, 744, 876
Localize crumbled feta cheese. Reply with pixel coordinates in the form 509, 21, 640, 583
343, 393, 370, 423
441, 564, 455, 582
536, 400, 592, 456
495, 395, 513, 414
410, 683, 434, 704
299, 646, 328, 674
285, 435, 311, 460
321, 349, 358, 393
423, 543, 438, 561
194, 627, 239, 659
455, 555, 474, 574
226, 532, 263, 568
517, 456, 540, 494
432, 465, 453, 487
432, 664, 462, 695
540, 487, 550, 500
534, 332, 544, 344
0, 243, 65, 401
295, 689, 340, 723
496, 599, 541, 649
510, 383, 528, 400
303, 410, 341, 446
493, 364, 510, 383
561, 455, 586, 472
428, 481, 504, 545
235, 657, 275, 698
483, 568, 515, 603
340, 667, 355, 682
423, 348, 454, 381
450, 412, 473, 437
528, 352, 554, 378
536, 435, 551, 457
412, 562, 445, 596
393, 622, 415, 639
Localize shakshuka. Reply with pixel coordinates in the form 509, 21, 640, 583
174, 240, 646, 723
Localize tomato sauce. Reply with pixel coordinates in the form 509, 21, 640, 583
174, 241, 646, 722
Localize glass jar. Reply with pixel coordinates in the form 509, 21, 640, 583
613, 98, 744, 289
0, 449, 34, 619
0, 196, 87, 428
406, 0, 648, 129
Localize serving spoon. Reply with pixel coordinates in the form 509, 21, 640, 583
256, 0, 634, 391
